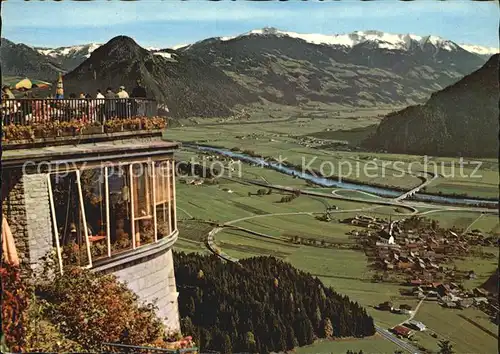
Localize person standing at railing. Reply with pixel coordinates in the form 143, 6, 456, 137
105, 87, 117, 120
116, 86, 129, 118
55, 72, 64, 99
31, 93, 51, 123
78, 93, 89, 122
2, 85, 15, 99
96, 89, 105, 123
85, 93, 97, 123
1, 86, 20, 124
131, 79, 147, 116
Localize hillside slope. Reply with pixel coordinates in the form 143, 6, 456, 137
175, 252, 375, 353
62, 36, 258, 118
1, 38, 65, 81
363, 54, 499, 157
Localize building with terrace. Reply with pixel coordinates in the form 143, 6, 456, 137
1, 97, 182, 334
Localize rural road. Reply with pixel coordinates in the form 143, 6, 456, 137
375, 325, 421, 354
397, 296, 426, 327
233, 177, 497, 215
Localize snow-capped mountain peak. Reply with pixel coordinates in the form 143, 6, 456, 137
216, 27, 499, 57
458, 44, 499, 56
36, 43, 101, 59
219, 27, 465, 53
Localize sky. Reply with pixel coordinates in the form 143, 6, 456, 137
2, 0, 499, 49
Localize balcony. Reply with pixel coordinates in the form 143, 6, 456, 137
1, 98, 167, 149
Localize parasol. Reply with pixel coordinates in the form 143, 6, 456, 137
11, 78, 52, 91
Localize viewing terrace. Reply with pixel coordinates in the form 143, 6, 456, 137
2, 97, 167, 149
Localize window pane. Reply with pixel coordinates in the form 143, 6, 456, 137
132, 163, 152, 220
50, 172, 90, 267
80, 168, 108, 260
155, 161, 170, 240
131, 162, 154, 247
155, 161, 166, 203
169, 161, 176, 232
156, 203, 169, 240
108, 166, 133, 254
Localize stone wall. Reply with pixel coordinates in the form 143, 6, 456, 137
112, 248, 181, 333
23, 174, 53, 271
2, 170, 30, 268
2, 170, 54, 272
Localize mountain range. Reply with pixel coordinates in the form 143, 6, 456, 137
63, 36, 258, 118
363, 53, 499, 157
1, 28, 497, 118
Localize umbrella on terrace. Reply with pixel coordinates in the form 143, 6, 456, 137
11, 78, 52, 91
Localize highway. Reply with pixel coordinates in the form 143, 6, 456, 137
395, 173, 439, 201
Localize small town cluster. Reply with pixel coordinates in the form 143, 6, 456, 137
342, 215, 499, 339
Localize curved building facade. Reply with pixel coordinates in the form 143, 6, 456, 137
2, 136, 182, 333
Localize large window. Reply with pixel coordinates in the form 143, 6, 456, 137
49, 171, 91, 268
48, 159, 177, 272
108, 165, 134, 254
155, 161, 171, 240
131, 162, 155, 247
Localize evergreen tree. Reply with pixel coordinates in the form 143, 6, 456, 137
244, 331, 257, 352
438, 340, 454, 354
180, 316, 197, 339
323, 317, 333, 338
221, 334, 232, 354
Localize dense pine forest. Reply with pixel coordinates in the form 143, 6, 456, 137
174, 252, 375, 354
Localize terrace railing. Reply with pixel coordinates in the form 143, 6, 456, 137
1, 98, 159, 125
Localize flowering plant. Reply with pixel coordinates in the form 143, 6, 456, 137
4, 117, 167, 142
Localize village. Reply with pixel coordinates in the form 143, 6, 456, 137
341, 214, 499, 340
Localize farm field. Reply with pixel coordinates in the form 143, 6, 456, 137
418, 211, 499, 234
295, 335, 401, 354
411, 302, 498, 354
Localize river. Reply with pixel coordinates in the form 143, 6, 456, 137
187, 145, 498, 208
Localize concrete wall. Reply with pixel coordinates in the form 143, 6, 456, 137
112, 248, 181, 333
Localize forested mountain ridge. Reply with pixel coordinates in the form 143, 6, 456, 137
174, 252, 375, 354
363, 54, 499, 157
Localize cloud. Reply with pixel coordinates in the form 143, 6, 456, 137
2, 0, 485, 29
